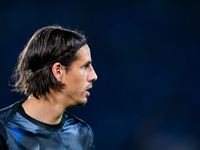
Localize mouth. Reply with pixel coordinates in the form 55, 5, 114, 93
85, 91, 90, 97
85, 86, 92, 97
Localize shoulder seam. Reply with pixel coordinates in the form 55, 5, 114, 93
64, 110, 89, 127
0, 98, 27, 124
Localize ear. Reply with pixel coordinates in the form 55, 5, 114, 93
52, 62, 63, 81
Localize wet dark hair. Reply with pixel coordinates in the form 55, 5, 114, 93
12, 25, 86, 98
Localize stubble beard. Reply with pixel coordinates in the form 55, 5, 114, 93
66, 90, 88, 107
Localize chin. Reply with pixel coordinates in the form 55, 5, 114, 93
77, 98, 88, 106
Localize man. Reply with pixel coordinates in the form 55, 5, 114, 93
0, 25, 97, 150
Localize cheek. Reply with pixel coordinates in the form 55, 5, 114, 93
65, 69, 87, 90
70, 74, 85, 89
77, 69, 87, 82
80, 68, 87, 76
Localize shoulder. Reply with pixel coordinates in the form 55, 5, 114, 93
64, 110, 90, 127
63, 111, 95, 149
63, 110, 94, 136
0, 104, 13, 124
0, 98, 27, 124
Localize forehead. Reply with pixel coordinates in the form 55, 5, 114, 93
76, 44, 91, 60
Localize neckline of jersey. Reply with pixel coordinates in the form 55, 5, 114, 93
18, 105, 65, 131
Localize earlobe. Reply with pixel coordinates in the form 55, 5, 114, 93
52, 62, 63, 81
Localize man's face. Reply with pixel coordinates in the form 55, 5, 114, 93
60, 44, 97, 107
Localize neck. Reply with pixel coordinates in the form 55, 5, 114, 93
22, 93, 66, 125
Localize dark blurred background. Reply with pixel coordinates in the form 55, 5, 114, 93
0, 0, 200, 149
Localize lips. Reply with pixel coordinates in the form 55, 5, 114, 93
85, 91, 90, 97
85, 85, 92, 97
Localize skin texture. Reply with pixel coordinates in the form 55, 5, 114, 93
56, 44, 98, 107
22, 44, 97, 124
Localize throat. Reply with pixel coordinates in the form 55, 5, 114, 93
22, 96, 65, 125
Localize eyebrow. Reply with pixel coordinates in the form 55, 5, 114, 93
82, 60, 92, 67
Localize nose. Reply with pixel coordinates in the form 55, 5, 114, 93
88, 65, 98, 82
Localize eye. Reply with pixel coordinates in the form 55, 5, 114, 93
84, 63, 90, 68
83, 61, 92, 69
